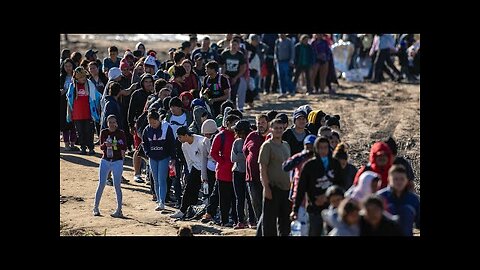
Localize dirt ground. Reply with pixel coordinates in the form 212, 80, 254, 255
60, 35, 420, 236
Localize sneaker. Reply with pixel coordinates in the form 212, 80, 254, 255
170, 210, 184, 218
248, 222, 257, 229
88, 149, 96, 155
70, 145, 80, 151
134, 175, 145, 183
80, 148, 87, 155
155, 203, 165, 211
121, 177, 129, 184
93, 207, 100, 216
106, 179, 113, 186
201, 213, 213, 223
234, 222, 246, 230
110, 210, 123, 218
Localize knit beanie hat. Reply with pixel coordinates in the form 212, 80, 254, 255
108, 67, 122, 80
201, 119, 218, 134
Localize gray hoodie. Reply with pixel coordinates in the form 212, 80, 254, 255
189, 106, 207, 134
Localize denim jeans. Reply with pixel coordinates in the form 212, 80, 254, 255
276, 60, 294, 95
247, 180, 263, 221
94, 159, 123, 211
149, 157, 170, 205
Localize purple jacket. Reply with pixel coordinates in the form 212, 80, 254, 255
311, 39, 332, 63
243, 131, 266, 182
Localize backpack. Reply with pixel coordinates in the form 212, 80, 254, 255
135, 110, 149, 136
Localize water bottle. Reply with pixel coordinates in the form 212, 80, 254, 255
290, 220, 302, 236
202, 182, 209, 195
112, 136, 117, 151
106, 135, 113, 158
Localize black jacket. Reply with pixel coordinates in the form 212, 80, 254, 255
101, 96, 123, 130
360, 215, 403, 236
282, 128, 311, 156
294, 155, 344, 214
128, 88, 150, 128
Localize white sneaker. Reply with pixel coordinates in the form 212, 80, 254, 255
170, 210, 184, 218
134, 175, 145, 183
155, 203, 165, 211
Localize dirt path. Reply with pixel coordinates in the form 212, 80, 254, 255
60, 80, 419, 236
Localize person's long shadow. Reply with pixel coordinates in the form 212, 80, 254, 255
120, 184, 152, 196
328, 92, 376, 101
60, 153, 99, 168
190, 224, 223, 235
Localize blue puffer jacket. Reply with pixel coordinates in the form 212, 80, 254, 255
377, 186, 420, 236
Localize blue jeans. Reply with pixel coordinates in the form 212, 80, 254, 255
94, 159, 123, 211
149, 157, 170, 205
276, 60, 294, 95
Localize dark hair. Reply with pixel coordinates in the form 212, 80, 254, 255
181, 59, 193, 68
80, 59, 90, 70
220, 100, 234, 115
270, 118, 285, 127
70, 51, 82, 64
88, 61, 99, 68
162, 97, 172, 111
314, 136, 330, 154
190, 88, 200, 99
148, 110, 160, 120
331, 130, 340, 140
177, 126, 192, 136
256, 114, 268, 122
177, 225, 193, 236
384, 136, 398, 156
266, 110, 278, 122
338, 198, 360, 222
109, 82, 122, 97
61, 49, 71, 60
205, 60, 219, 72
173, 66, 187, 78
318, 126, 332, 136
154, 78, 167, 92
364, 195, 384, 210
173, 51, 186, 64
60, 58, 75, 78
333, 142, 348, 160
326, 185, 345, 199
389, 164, 407, 176
227, 109, 243, 119
108, 46, 118, 53
225, 114, 240, 125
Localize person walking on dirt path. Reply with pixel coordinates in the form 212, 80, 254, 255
353, 141, 393, 190
93, 114, 127, 218
257, 118, 292, 236
209, 114, 240, 227
377, 165, 420, 236
142, 110, 176, 212
291, 136, 343, 236
66, 67, 101, 155
220, 38, 247, 111
60, 58, 79, 152
243, 114, 270, 222
231, 120, 256, 229
282, 110, 311, 156
201, 60, 231, 118
128, 73, 155, 183
102, 46, 122, 76
169, 126, 206, 218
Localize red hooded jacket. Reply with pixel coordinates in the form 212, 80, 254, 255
210, 128, 235, 182
353, 142, 393, 189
